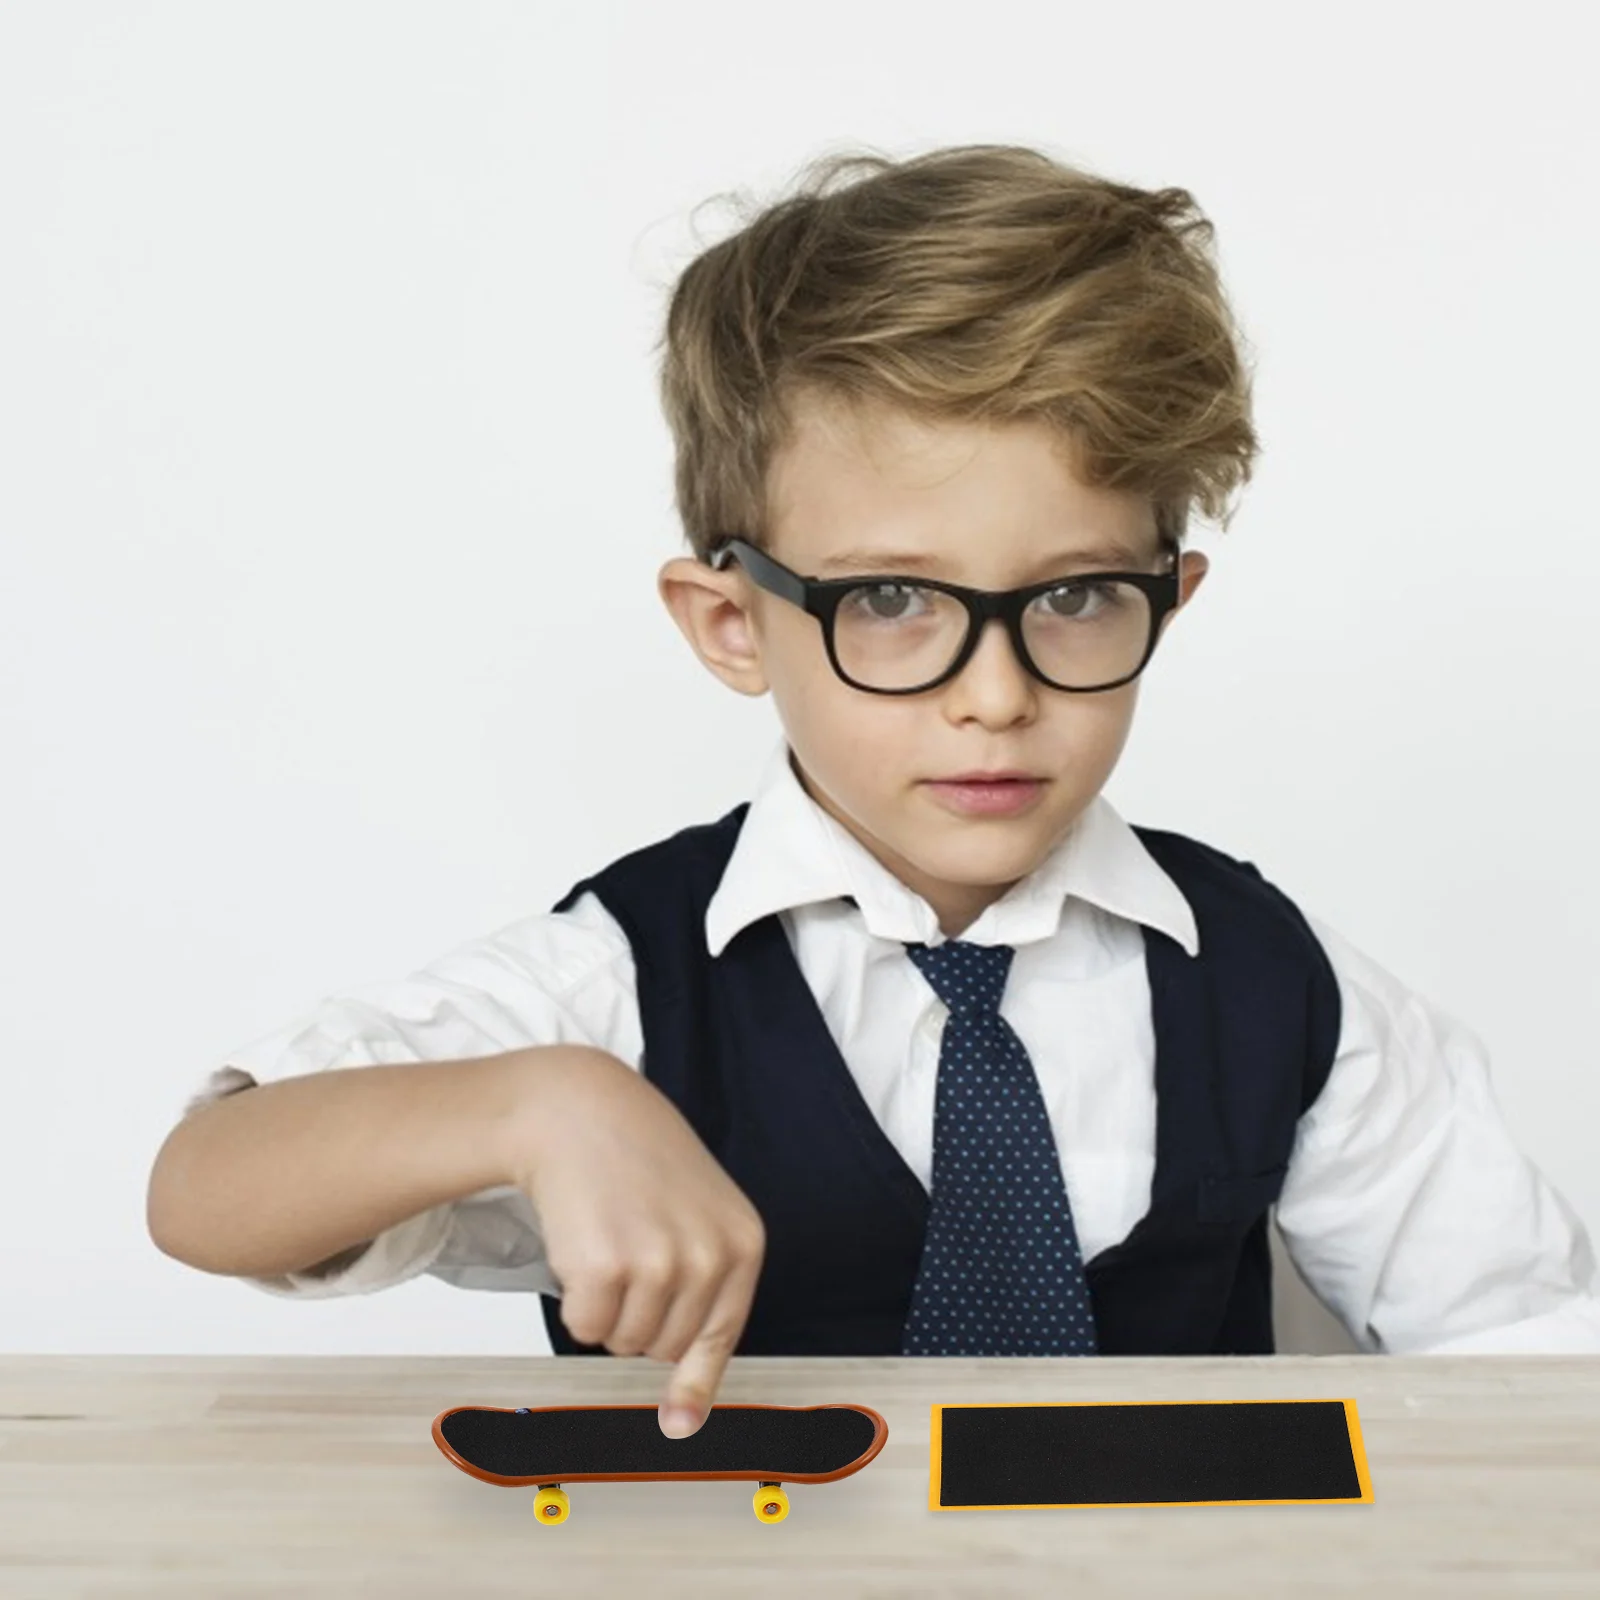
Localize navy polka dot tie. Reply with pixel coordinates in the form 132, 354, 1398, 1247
900, 938, 1098, 1356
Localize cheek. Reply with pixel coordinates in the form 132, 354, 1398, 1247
808, 693, 912, 768
780, 677, 919, 781
1059, 688, 1139, 766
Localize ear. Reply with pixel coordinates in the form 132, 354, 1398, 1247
1154, 549, 1208, 642
1176, 548, 1209, 607
656, 557, 771, 698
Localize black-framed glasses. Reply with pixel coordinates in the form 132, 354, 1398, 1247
707, 535, 1183, 695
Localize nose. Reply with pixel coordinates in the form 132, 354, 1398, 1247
945, 614, 1039, 699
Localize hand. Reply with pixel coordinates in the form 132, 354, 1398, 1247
500, 1047, 766, 1437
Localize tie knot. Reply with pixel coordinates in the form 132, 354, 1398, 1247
903, 938, 1015, 1016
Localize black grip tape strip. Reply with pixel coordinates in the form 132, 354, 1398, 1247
931, 1398, 1374, 1509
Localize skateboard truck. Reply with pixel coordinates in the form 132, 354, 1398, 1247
532, 1475, 787, 1523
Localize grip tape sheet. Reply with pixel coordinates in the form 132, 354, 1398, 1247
931, 1398, 1373, 1510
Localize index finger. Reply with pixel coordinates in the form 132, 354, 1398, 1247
657, 1255, 759, 1437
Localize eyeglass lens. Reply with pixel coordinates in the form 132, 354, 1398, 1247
832, 578, 1152, 691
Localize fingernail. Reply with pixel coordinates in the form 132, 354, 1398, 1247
660, 1405, 699, 1438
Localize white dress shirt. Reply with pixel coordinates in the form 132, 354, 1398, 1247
187, 735, 1600, 1353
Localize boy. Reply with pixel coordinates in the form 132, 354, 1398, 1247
147, 143, 1600, 1442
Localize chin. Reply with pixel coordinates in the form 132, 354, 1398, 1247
918, 832, 1046, 877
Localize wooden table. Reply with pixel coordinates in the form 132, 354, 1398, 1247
2, 1354, 1597, 1597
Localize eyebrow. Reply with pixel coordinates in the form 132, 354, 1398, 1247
812, 541, 1158, 577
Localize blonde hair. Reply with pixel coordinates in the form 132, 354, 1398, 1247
656, 142, 1259, 563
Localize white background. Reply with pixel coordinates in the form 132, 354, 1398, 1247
2, 2, 1596, 1355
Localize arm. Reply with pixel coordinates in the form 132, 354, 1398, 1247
150, 1036, 767, 1435
145, 1047, 581, 1279
1274, 913, 1600, 1354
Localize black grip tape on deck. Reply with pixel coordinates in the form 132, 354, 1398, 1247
933, 1400, 1371, 1509
442, 1405, 876, 1480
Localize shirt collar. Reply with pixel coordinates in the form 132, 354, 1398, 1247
704, 734, 1200, 957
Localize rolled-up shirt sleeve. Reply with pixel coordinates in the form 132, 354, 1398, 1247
182, 892, 641, 1300
1273, 913, 1600, 1354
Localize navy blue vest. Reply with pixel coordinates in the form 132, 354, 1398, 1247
538, 802, 1341, 1357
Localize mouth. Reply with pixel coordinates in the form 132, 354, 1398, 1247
929, 770, 1043, 784
920, 773, 1048, 816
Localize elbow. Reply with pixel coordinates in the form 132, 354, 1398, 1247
145, 1119, 217, 1271
145, 1138, 190, 1265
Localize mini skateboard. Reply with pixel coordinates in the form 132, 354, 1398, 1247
432, 1401, 888, 1524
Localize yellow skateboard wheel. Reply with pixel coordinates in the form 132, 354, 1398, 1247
753, 1484, 789, 1523
534, 1485, 570, 1524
